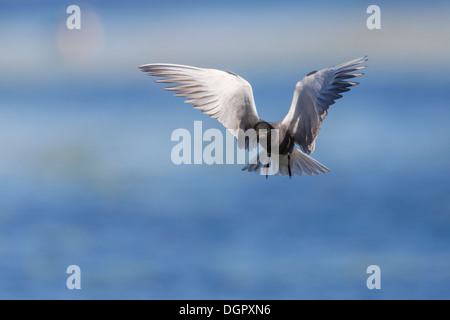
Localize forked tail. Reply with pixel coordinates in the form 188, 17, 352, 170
242, 148, 331, 177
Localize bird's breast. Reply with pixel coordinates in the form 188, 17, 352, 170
278, 133, 295, 155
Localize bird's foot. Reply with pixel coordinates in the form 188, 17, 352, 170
288, 154, 292, 179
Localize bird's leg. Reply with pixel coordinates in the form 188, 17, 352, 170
265, 153, 271, 180
288, 153, 292, 179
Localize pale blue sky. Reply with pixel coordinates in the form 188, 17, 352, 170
1, 1, 450, 83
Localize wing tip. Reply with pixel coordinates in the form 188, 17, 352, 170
357, 55, 368, 63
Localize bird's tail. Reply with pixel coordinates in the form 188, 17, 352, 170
242, 148, 331, 177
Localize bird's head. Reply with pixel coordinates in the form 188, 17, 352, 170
254, 121, 274, 153
254, 121, 274, 135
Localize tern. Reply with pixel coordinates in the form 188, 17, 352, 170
139, 56, 367, 177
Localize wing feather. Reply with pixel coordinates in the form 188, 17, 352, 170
281, 56, 367, 154
139, 63, 260, 148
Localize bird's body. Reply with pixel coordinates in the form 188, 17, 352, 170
268, 121, 295, 155
139, 56, 367, 177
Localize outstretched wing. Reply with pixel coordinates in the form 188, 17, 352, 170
139, 63, 260, 148
281, 56, 367, 154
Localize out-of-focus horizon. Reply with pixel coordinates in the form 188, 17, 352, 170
0, 0, 449, 299
3, 1, 450, 80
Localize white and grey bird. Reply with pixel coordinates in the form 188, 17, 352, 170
139, 56, 367, 178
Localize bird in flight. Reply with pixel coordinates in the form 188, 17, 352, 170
139, 56, 367, 178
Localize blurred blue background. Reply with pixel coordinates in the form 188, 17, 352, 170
0, 0, 449, 299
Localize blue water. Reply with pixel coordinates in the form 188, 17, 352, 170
0, 73, 449, 299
